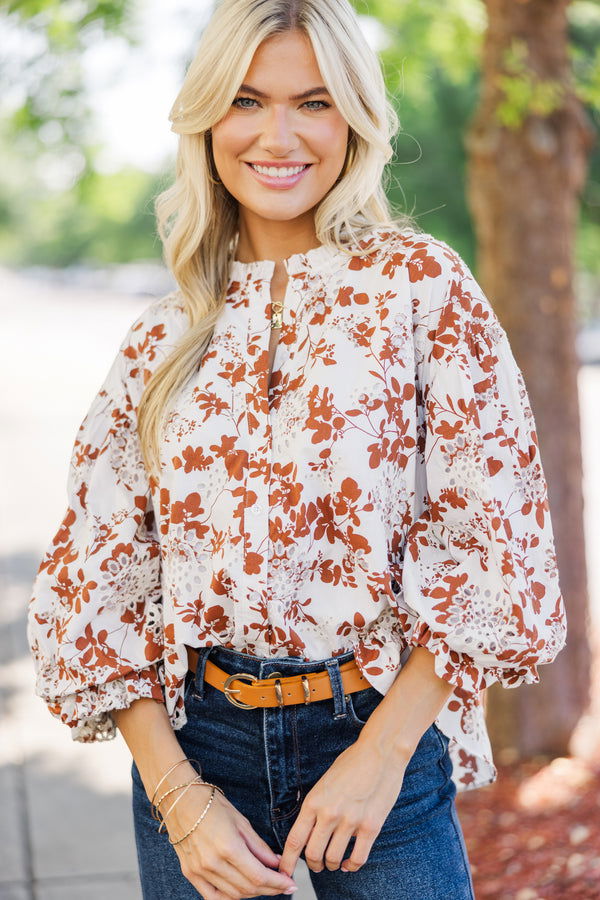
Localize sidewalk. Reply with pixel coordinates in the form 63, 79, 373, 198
1, 265, 597, 899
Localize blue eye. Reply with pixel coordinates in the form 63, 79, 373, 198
232, 96, 258, 109
232, 96, 331, 110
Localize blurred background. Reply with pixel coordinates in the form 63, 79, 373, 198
1, 1, 599, 898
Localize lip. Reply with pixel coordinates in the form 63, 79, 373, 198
244, 161, 312, 190
247, 161, 313, 167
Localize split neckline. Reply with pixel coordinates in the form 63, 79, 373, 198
228, 240, 345, 282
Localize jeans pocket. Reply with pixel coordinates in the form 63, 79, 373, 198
345, 686, 384, 726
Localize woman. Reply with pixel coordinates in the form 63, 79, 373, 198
27, 1, 568, 898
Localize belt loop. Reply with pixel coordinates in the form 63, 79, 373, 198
193, 646, 214, 701
325, 658, 348, 720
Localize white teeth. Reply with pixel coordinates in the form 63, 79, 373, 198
250, 164, 308, 178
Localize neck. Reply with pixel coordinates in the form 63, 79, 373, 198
234, 214, 320, 264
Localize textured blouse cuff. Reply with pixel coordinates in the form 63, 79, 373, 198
41, 664, 165, 743
405, 619, 541, 694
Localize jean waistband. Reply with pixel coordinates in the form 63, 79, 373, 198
186, 643, 357, 679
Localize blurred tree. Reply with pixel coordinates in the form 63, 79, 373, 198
357, 0, 600, 274
3, 0, 138, 148
466, 0, 595, 760
0, 0, 159, 266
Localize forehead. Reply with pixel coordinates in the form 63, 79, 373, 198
242, 30, 324, 91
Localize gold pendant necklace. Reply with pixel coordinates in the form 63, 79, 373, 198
271, 299, 284, 330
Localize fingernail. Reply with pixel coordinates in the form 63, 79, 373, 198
284, 888, 297, 895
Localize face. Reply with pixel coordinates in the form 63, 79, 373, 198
210, 29, 350, 234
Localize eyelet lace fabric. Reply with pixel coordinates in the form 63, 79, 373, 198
27, 226, 567, 792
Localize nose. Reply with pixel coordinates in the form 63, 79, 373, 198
258, 105, 300, 155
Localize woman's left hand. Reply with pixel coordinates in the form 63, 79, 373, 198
277, 736, 410, 878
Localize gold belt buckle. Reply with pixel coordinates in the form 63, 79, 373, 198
223, 672, 258, 708
223, 670, 286, 709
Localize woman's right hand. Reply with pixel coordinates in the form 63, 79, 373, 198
165, 782, 299, 899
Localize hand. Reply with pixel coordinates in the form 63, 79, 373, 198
165, 783, 299, 898
277, 737, 408, 879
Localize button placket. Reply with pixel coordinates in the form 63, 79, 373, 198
242, 266, 275, 618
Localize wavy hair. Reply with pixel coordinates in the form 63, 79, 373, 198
138, 0, 419, 479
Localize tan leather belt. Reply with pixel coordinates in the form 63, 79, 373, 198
186, 645, 368, 709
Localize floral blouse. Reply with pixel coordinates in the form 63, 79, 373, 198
27, 225, 567, 793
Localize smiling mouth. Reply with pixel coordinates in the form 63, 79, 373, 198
246, 162, 312, 178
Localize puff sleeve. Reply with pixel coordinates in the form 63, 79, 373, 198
27, 325, 165, 742
398, 243, 567, 693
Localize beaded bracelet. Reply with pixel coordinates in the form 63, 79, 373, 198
168, 785, 217, 846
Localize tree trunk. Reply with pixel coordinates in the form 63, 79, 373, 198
465, 0, 596, 757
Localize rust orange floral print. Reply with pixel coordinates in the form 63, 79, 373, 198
27, 226, 567, 792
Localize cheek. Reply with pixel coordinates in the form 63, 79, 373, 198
211, 120, 250, 161
311, 119, 349, 164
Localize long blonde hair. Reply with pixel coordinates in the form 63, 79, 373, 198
138, 0, 419, 480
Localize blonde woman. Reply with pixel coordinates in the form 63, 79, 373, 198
27, 1, 567, 898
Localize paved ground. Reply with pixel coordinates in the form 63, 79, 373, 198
1, 264, 598, 900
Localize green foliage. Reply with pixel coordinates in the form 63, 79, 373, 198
1, 0, 139, 148
0, 159, 170, 267
5, 0, 136, 37
356, 0, 487, 263
362, 0, 600, 274
496, 40, 567, 129
0, 0, 598, 276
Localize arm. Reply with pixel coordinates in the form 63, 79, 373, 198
389, 239, 567, 696
358, 240, 568, 765
112, 699, 198, 803
27, 304, 300, 896
26, 345, 166, 741
276, 651, 454, 880
356, 645, 456, 763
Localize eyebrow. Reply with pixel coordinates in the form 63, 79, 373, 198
237, 84, 331, 100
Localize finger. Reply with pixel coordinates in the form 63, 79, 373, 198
279, 807, 316, 877
205, 859, 262, 898
190, 871, 236, 900
211, 856, 295, 898
323, 823, 356, 871
340, 826, 377, 873
236, 818, 282, 869
221, 843, 299, 895
304, 819, 337, 873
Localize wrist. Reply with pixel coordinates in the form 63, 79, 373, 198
164, 781, 218, 837
148, 758, 201, 806
357, 714, 417, 766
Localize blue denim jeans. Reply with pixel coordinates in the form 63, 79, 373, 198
131, 645, 475, 899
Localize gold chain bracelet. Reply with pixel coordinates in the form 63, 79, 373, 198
158, 779, 226, 836
149, 757, 203, 820
152, 778, 205, 821
157, 776, 207, 834
168, 784, 218, 845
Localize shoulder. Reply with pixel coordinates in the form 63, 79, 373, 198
351, 228, 506, 351
341, 225, 467, 292
115, 289, 190, 398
